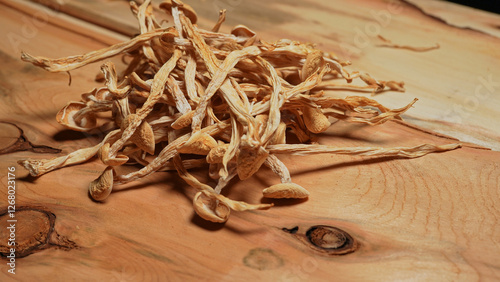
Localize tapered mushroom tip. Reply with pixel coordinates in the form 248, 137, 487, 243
20, 51, 32, 61
445, 143, 462, 150
17, 159, 40, 177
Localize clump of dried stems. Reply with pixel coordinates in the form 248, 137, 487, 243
18, 0, 459, 223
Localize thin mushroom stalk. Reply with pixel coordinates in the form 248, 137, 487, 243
18, 0, 460, 222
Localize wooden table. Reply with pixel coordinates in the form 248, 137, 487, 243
1, 0, 499, 280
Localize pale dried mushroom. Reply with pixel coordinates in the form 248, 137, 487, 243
56, 102, 97, 132
193, 190, 231, 223
236, 144, 269, 180
121, 114, 156, 155
18, 1, 460, 223
89, 166, 114, 201
98, 143, 129, 166
177, 132, 218, 155
263, 183, 310, 199
301, 106, 331, 134
206, 143, 229, 164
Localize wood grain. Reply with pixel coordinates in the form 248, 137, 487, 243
0, 0, 499, 281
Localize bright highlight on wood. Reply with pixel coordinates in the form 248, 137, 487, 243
18, 0, 460, 223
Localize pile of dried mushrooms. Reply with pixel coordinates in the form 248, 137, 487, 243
18, 0, 459, 223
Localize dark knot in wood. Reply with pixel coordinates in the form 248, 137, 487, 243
283, 225, 358, 256
306, 225, 356, 255
0, 121, 60, 155
0, 207, 77, 259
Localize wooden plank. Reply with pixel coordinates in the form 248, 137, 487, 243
0, 0, 499, 281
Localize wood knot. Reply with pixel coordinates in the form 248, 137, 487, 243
243, 248, 284, 270
307, 225, 352, 250
0, 207, 77, 259
0, 121, 60, 155
283, 225, 358, 256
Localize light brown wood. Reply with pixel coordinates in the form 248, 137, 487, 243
0, 0, 499, 281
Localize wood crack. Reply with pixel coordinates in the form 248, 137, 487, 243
393, 120, 491, 150
0, 121, 61, 155
401, 0, 500, 39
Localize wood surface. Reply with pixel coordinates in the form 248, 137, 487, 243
0, 0, 499, 281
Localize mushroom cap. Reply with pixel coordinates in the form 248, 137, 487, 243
56, 101, 97, 132
231, 25, 257, 46
301, 106, 331, 134
178, 132, 218, 155
237, 146, 269, 180
231, 25, 256, 39
98, 143, 129, 166
193, 191, 230, 223
262, 183, 310, 199
171, 110, 194, 130
159, 0, 198, 24
206, 143, 229, 164
89, 166, 114, 201
121, 114, 156, 155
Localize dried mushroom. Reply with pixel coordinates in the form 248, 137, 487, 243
56, 102, 97, 132
89, 166, 115, 201
263, 183, 310, 199
18, 1, 460, 223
